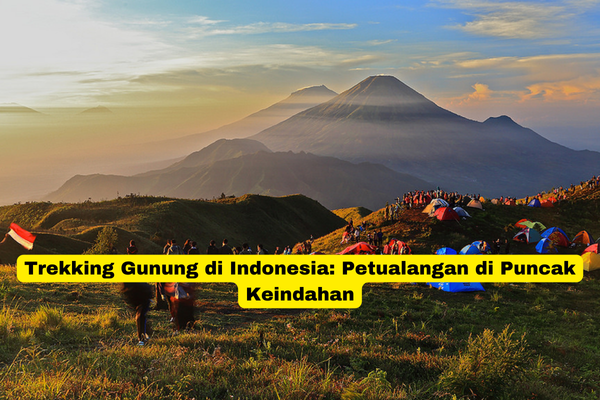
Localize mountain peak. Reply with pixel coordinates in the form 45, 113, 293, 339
328, 75, 442, 111
483, 115, 520, 127
79, 106, 112, 115
0, 103, 41, 114
291, 85, 336, 96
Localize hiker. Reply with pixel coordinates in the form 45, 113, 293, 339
207, 240, 219, 254
162, 282, 195, 333
168, 239, 183, 255
126, 240, 138, 255
187, 241, 200, 254
120, 282, 153, 345
240, 243, 253, 254
182, 239, 192, 255
220, 239, 233, 254
162, 239, 172, 255
257, 243, 268, 254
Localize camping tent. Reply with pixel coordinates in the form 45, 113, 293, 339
515, 218, 531, 228
467, 199, 483, 210
434, 207, 459, 221
428, 282, 485, 292
536, 238, 558, 254
504, 199, 516, 206
436, 247, 457, 255
453, 207, 471, 218
583, 252, 600, 271
528, 198, 541, 207
540, 200, 554, 208
472, 240, 491, 253
423, 198, 449, 216
338, 242, 377, 255
522, 221, 547, 231
582, 245, 600, 271
459, 244, 482, 255
573, 231, 595, 246
541, 227, 570, 247
383, 239, 412, 255
516, 219, 546, 231
513, 228, 542, 244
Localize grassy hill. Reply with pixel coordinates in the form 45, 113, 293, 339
313, 184, 600, 255
2, 263, 600, 398
0, 194, 346, 263
2, 186, 600, 398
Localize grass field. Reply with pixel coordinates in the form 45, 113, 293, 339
2, 260, 600, 399
1, 186, 600, 399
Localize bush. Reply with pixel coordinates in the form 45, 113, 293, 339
83, 226, 118, 254
438, 325, 531, 398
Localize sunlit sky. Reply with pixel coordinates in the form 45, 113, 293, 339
0, 0, 599, 203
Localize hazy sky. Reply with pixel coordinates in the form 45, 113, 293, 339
0, 0, 599, 203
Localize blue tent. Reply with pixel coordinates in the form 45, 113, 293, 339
459, 244, 482, 255
528, 198, 541, 207
436, 247, 458, 255
472, 240, 491, 253
428, 282, 485, 292
541, 227, 570, 241
536, 238, 558, 254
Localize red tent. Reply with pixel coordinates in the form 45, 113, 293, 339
541, 200, 554, 208
434, 207, 459, 221
338, 242, 377, 255
583, 244, 599, 254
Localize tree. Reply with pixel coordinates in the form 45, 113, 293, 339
84, 226, 118, 254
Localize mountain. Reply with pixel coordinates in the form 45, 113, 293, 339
45, 139, 429, 210
0, 103, 42, 114
187, 85, 337, 142
252, 75, 600, 197
144, 138, 272, 174
78, 106, 112, 115
138, 85, 338, 160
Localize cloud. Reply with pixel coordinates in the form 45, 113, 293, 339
187, 22, 358, 37
446, 82, 502, 106
436, 0, 577, 39
522, 75, 600, 102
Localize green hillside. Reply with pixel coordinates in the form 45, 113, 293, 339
0, 194, 346, 263
2, 186, 600, 398
314, 185, 600, 255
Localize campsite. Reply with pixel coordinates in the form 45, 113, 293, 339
1, 180, 600, 399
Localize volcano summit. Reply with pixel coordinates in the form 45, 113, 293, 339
253, 75, 600, 197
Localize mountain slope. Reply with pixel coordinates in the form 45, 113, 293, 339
138, 85, 338, 160
45, 143, 430, 210
252, 75, 600, 197
0, 194, 346, 263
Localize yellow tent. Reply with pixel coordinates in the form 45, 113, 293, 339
583, 252, 600, 271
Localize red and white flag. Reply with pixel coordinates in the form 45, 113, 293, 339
7, 223, 36, 250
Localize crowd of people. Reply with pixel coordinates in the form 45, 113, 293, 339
120, 236, 316, 345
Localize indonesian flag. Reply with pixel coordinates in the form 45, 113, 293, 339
8, 223, 36, 250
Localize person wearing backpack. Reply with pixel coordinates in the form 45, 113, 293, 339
120, 282, 154, 345
168, 239, 183, 255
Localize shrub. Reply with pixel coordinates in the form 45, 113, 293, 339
83, 226, 118, 254
438, 325, 531, 398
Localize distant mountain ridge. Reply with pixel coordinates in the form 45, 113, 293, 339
137, 85, 338, 160
252, 75, 600, 197
45, 139, 429, 210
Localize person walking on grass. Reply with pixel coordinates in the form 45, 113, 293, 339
120, 282, 154, 345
